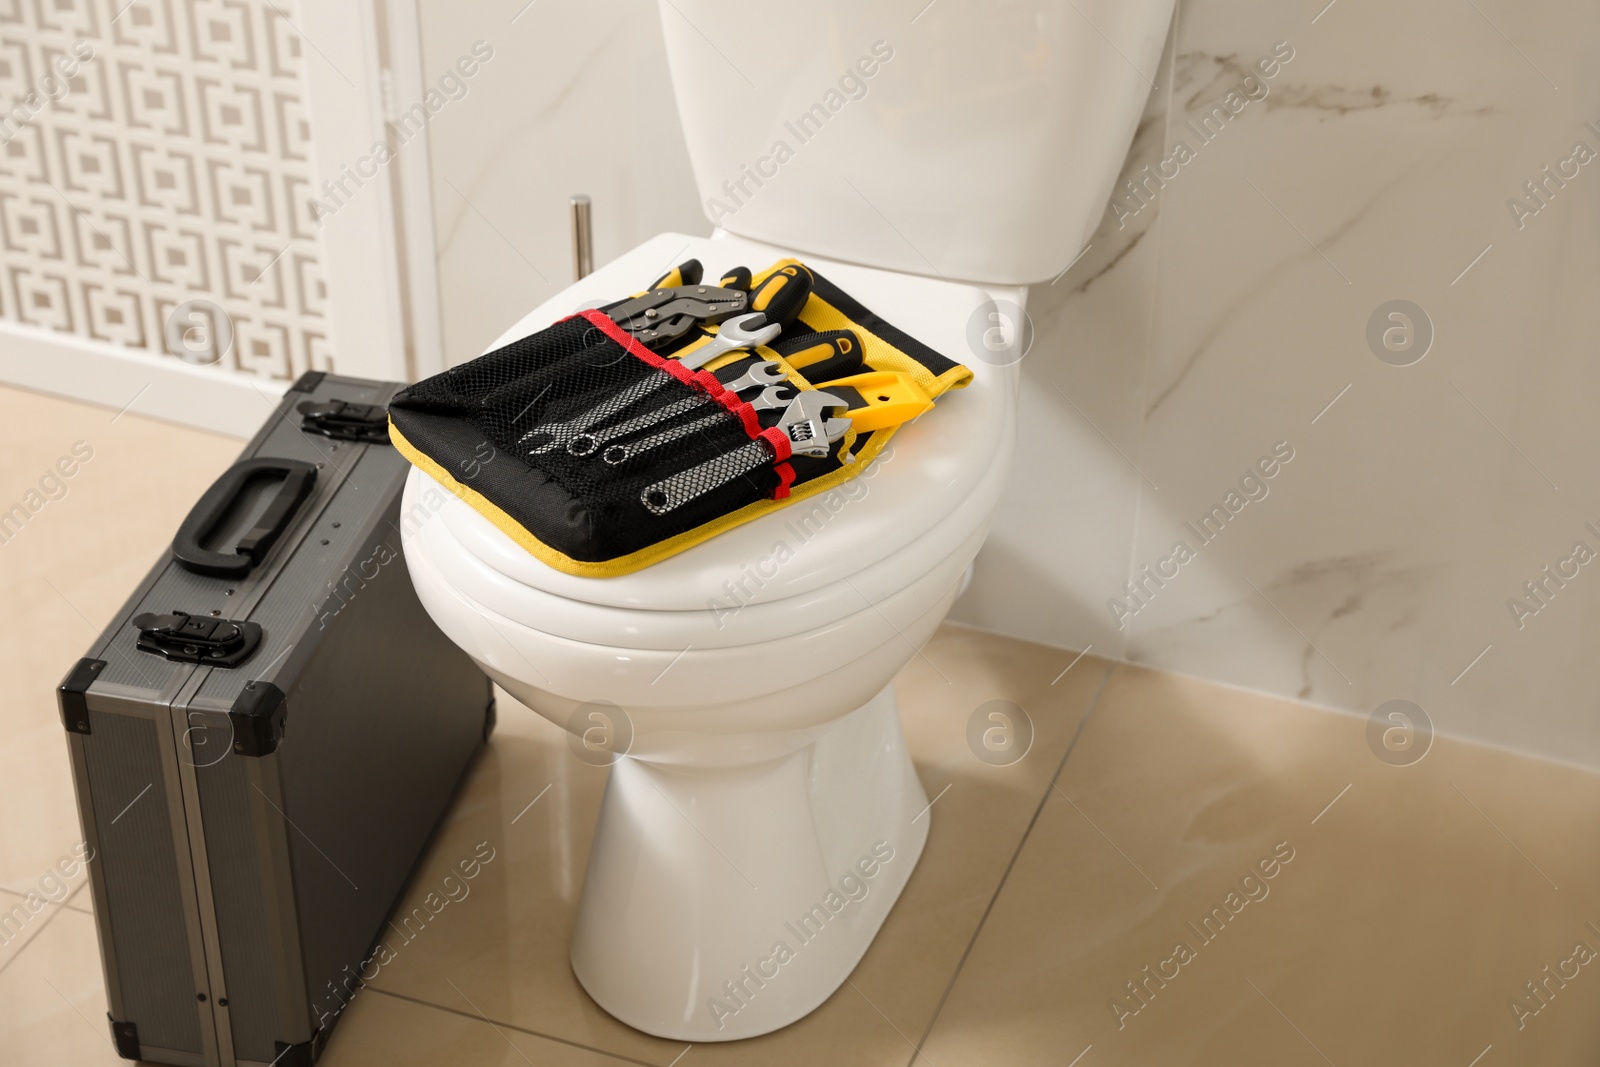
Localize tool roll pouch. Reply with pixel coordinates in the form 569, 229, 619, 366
387, 259, 971, 577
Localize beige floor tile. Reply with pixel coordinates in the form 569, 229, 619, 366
0, 902, 640, 1067
0, 880, 90, 972
364, 630, 1111, 1065
0, 384, 236, 890
921, 664, 1600, 1066
358, 688, 667, 1060
320, 988, 640, 1067
27, 377, 1593, 1065
0, 906, 126, 1066
683, 629, 1111, 1067
0, 719, 92, 895
0, 866, 639, 1067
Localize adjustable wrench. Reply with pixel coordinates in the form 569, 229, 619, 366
771, 390, 854, 458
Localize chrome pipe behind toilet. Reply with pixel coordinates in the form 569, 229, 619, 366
571, 194, 593, 280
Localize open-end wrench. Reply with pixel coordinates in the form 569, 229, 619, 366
524, 313, 779, 453
719, 359, 786, 395
640, 391, 851, 515
747, 385, 796, 412
596, 384, 793, 464
678, 313, 781, 371
522, 371, 677, 453
575, 380, 791, 457
564, 394, 710, 456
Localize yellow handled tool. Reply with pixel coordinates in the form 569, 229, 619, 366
771, 329, 863, 376
648, 259, 703, 288
747, 263, 812, 325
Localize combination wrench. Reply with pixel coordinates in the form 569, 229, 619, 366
522, 313, 779, 454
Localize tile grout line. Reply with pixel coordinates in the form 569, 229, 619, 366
362, 985, 664, 1067
0, 879, 90, 977
901, 660, 1120, 1067
1122, 0, 1182, 662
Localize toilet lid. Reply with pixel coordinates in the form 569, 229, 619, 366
426, 231, 1018, 614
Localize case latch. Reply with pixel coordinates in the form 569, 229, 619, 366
132, 612, 262, 667
297, 399, 390, 443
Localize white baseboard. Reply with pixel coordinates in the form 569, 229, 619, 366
0, 320, 288, 439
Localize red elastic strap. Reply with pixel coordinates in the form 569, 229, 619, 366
691, 368, 726, 398
582, 309, 764, 438
711, 384, 762, 436
757, 427, 795, 499
771, 462, 796, 499
573, 310, 796, 500
757, 425, 793, 462
579, 309, 682, 374
684, 358, 768, 439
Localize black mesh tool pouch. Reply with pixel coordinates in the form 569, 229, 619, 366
388, 311, 796, 573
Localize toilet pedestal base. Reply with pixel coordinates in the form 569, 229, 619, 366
569, 684, 929, 1041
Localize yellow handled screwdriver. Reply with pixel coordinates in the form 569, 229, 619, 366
771, 330, 864, 381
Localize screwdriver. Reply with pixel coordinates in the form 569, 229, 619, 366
771, 329, 864, 382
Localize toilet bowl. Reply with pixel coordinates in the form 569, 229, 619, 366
403, 233, 1018, 1040
402, 0, 1174, 1042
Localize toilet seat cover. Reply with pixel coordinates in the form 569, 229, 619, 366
425, 232, 1017, 613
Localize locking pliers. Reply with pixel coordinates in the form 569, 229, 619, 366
602, 284, 750, 348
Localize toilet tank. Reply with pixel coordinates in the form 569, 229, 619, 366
658, 0, 1176, 286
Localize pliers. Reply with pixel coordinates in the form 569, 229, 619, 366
602, 285, 751, 348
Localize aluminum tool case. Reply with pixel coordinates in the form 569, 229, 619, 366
57, 372, 492, 1067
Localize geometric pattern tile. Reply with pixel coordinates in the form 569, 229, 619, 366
0, 0, 331, 379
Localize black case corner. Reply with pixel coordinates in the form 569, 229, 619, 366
230, 681, 288, 757
289, 370, 327, 394
108, 1016, 140, 1059
273, 1026, 326, 1067
59, 658, 105, 734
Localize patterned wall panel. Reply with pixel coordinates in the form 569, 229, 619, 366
0, 0, 331, 379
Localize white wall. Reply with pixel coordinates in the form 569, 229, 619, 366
0, 0, 331, 380
419, 0, 1600, 769
415, 0, 707, 364
954, 0, 1600, 769
0, 0, 434, 425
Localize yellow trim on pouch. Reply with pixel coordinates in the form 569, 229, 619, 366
390, 417, 896, 579
389, 257, 970, 579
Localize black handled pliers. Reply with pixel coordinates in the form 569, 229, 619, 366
601, 285, 751, 348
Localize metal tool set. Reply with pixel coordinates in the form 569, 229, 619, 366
59, 373, 491, 1067
386, 258, 971, 577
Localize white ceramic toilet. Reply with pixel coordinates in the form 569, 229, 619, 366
401, 0, 1173, 1042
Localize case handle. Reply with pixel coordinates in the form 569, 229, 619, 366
172, 458, 317, 577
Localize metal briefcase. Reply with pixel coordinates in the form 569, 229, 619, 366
56, 372, 492, 1067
